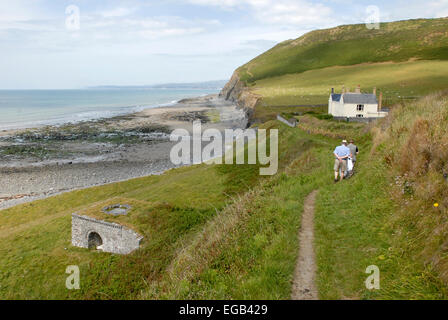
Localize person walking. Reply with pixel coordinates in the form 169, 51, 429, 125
333, 140, 350, 182
347, 139, 359, 177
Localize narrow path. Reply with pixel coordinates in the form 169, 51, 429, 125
291, 190, 318, 300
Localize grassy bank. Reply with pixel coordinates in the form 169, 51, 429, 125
141, 124, 334, 299
141, 99, 448, 299
314, 147, 447, 299
0, 165, 231, 299
252, 60, 448, 107
313, 92, 448, 299
238, 18, 448, 83
2, 93, 448, 299
0, 120, 321, 299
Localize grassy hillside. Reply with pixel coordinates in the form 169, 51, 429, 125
0, 121, 316, 299
3, 17, 448, 300
314, 92, 448, 299
2, 93, 448, 299
253, 60, 448, 108
149, 92, 448, 299
239, 18, 448, 83
140, 93, 448, 300
0, 165, 232, 299
227, 17, 448, 113
141, 125, 334, 299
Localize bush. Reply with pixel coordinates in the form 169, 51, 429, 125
372, 91, 448, 285
316, 114, 333, 120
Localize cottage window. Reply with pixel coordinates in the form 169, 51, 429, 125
357, 104, 364, 111
356, 114, 364, 118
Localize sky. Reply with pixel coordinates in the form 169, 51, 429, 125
1, 0, 448, 89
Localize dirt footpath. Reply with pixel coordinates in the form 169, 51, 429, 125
291, 190, 318, 300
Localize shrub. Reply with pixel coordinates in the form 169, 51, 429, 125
372, 91, 448, 284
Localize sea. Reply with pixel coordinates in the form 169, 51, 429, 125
0, 87, 222, 130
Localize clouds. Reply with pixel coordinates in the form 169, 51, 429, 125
1, 0, 448, 88
386, 0, 448, 20
0, 0, 45, 22
187, 0, 334, 27
253, 0, 333, 26
137, 26, 204, 39
119, 16, 222, 39
100, 7, 135, 18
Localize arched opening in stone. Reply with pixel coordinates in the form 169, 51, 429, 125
88, 232, 103, 250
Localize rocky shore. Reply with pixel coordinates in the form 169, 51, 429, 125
219, 71, 261, 124
0, 94, 247, 210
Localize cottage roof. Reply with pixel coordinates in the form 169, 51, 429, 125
331, 94, 341, 102
342, 93, 378, 104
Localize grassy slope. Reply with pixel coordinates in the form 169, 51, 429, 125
144, 97, 448, 299
239, 18, 448, 83
141, 123, 334, 299
3, 17, 448, 300
311, 92, 448, 299
0, 165, 229, 299
233, 18, 448, 112
315, 149, 447, 299
165, 96, 448, 300
2, 101, 448, 299
253, 60, 448, 107
0, 121, 312, 299
233, 20, 448, 299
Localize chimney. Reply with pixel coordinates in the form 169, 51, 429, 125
342, 85, 345, 94
331, 88, 334, 94
378, 92, 383, 112
373, 87, 377, 96
355, 84, 361, 93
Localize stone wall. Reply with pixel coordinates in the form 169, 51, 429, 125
277, 114, 297, 128
71, 214, 143, 254
333, 116, 380, 123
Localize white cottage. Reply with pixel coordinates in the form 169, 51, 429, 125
328, 86, 388, 119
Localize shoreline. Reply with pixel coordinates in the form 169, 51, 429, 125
0, 94, 247, 210
0, 95, 203, 138
0, 88, 220, 133
0, 161, 176, 211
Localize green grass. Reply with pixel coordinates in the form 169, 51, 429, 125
252, 105, 327, 124
308, 93, 448, 299
0, 158, 266, 299
160, 172, 319, 299
217, 17, 448, 300
232, 18, 448, 122
0, 165, 229, 299
141, 112, 448, 300
251, 60, 448, 107
296, 115, 371, 142
3, 92, 448, 299
140, 123, 334, 299
0, 120, 317, 299
238, 18, 448, 83
314, 144, 448, 299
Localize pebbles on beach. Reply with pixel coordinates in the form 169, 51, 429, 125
0, 94, 247, 210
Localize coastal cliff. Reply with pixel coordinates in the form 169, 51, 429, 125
219, 71, 260, 124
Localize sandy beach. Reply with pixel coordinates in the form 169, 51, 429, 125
0, 94, 247, 210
